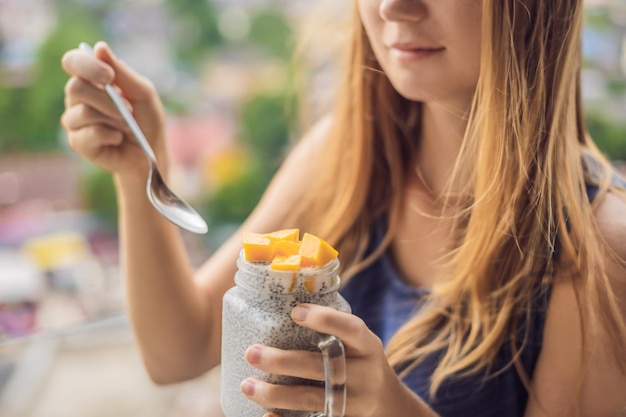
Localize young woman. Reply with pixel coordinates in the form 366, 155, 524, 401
61, 0, 626, 416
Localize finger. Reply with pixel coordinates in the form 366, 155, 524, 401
61, 47, 115, 87
291, 304, 381, 356
64, 77, 131, 122
240, 378, 324, 412
66, 124, 125, 160
93, 41, 154, 101
61, 103, 127, 133
245, 345, 325, 381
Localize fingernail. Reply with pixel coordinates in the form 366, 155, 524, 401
246, 345, 262, 365
97, 41, 116, 58
292, 305, 309, 321
241, 379, 255, 396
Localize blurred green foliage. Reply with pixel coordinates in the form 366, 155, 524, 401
587, 112, 626, 161
0, 2, 104, 153
247, 9, 294, 59
606, 77, 626, 97
585, 7, 612, 32
204, 161, 270, 225
239, 92, 294, 163
0, 88, 31, 151
80, 167, 118, 229
164, 0, 222, 67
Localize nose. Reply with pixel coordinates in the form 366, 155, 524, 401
379, 0, 426, 22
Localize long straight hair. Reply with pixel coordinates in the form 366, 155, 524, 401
289, 0, 626, 398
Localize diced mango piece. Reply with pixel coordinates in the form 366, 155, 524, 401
242, 232, 274, 262
242, 229, 338, 275
304, 277, 317, 293
264, 228, 300, 243
299, 233, 338, 268
269, 254, 302, 271
273, 239, 301, 257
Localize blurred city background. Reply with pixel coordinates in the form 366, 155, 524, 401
0, 0, 625, 416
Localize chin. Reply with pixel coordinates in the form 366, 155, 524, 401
387, 81, 432, 102
384, 73, 432, 101
388, 79, 475, 109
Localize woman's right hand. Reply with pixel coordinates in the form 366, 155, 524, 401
60, 41, 167, 181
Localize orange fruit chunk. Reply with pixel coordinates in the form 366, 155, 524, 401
242, 232, 273, 262
269, 254, 302, 271
264, 228, 300, 242
242, 229, 338, 271
304, 277, 317, 293
273, 239, 301, 257
299, 233, 338, 268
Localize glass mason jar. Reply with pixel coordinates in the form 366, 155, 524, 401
221, 250, 352, 417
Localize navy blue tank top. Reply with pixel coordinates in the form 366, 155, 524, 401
340, 169, 626, 417
341, 223, 547, 417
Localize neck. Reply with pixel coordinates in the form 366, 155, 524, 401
415, 101, 470, 197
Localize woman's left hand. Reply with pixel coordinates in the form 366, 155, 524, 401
241, 303, 434, 417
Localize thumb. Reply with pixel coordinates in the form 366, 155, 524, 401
93, 41, 152, 100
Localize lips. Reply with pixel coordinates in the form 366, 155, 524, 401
390, 42, 443, 51
388, 44, 445, 61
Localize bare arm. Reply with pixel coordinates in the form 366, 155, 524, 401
60, 41, 333, 383
524, 192, 626, 417
118, 117, 334, 384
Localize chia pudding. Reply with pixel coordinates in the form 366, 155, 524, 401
221, 250, 351, 417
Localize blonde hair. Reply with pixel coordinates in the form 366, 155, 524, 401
289, 0, 626, 399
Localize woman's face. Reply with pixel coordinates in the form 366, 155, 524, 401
359, 0, 482, 110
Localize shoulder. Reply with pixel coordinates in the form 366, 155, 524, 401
592, 190, 626, 262
285, 115, 334, 165
523, 192, 626, 416
592, 191, 626, 319
272, 114, 333, 189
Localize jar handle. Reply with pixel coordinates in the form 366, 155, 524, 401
309, 332, 346, 417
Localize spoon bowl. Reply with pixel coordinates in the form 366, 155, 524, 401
147, 165, 209, 234
79, 42, 208, 234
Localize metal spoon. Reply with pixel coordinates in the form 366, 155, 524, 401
79, 42, 208, 234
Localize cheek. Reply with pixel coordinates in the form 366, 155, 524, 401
358, 0, 388, 67
455, 31, 482, 87
358, 0, 383, 42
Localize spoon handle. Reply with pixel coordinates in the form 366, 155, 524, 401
78, 42, 158, 164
